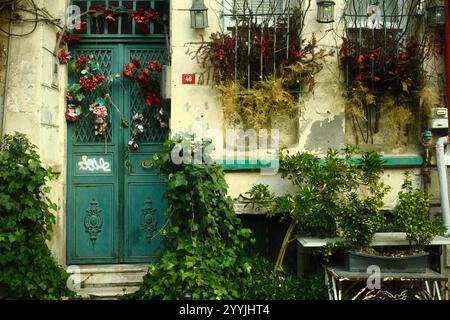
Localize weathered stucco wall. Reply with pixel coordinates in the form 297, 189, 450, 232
1, 0, 447, 267
170, 0, 431, 209
2, 0, 68, 264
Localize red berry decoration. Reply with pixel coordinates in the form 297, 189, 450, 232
148, 60, 161, 71
95, 74, 106, 83
79, 76, 99, 92
76, 56, 88, 69
123, 70, 133, 80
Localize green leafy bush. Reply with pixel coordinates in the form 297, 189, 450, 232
243, 256, 328, 300
275, 147, 386, 238
247, 147, 388, 268
129, 134, 326, 300
0, 133, 73, 300
394, 172, 444, 249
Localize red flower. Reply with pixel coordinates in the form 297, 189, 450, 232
65, 108, 78, 123
296, 51, 305, 59
58, 48, 72, 64
95, 74, 106, 83
217, 48, 226, 61
223, 35, 235, 50
76, 56, 88, 68
148, 60, 161, 71
142, 67, 151, 77
124, 63, 137, 72
259, 36, 273, 60
123, 70, 133, 79
131, 8, 155, 32
136, 74, 148, 88
131, 8, 148, 24
132, 56, 141, 68
104, 8, 117, 22
147, 8, 159, 21
356, 55, 365, 64
145, 93, 161, 106
79, 76, 99, 92
58, 33, 80, 46
407, 41, 416, 50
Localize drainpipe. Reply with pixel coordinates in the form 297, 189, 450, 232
439, 0, 450, 235
436, 137, 450, 234
446, 0, 450, 139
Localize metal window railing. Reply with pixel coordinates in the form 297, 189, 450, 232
71, 0, 169, 37
220, 0, 306, 89
342, 0, 423, 86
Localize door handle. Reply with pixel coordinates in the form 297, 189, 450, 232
141, 160, 152, 169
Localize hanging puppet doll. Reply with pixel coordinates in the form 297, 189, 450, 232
367, 1, 382, 29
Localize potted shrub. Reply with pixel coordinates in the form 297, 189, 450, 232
341, 172, 443, 273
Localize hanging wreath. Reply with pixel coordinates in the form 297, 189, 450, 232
65, 54, 111, 137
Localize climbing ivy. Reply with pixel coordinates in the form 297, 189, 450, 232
0, 133, 73, 300
129, 134, 326, 300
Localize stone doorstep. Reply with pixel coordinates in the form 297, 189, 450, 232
67, 264, 149, 274
75, 286, 142, 300
66, 264, 149, 299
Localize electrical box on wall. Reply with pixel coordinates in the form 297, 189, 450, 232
161, 64, 171, 99
429, 107, 448, 129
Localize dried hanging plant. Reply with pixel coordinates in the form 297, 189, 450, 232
197, 31, 332, 129
217, 79, 301, 130
188, 3, 332, 130
340, 0, 442, 144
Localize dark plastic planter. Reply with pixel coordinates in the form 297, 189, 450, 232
345, 251, 429, 273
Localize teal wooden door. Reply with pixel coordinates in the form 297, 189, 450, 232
67, 44, 168, 264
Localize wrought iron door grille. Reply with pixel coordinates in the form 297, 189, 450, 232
71, 0, 169, 37
73, 49, 114, 143
128, 48, 169, 143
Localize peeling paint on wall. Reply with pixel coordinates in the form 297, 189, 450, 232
304, 112, 345, 152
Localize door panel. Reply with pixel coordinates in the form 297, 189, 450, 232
67, 43, 168, 264
124, 182, 166, 262
67, 45, 121, 264
122, 44, 168, 262
72, 184, 118, 262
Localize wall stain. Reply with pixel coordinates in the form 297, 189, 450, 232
304, 112, 345, 152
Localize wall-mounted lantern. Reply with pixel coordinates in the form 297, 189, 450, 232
427, 0, 445, 27
190, 0, 209, 29
316, 0, 335, 23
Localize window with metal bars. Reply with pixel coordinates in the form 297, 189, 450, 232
345, 0, 401, 29
220, 0, 306, 89
71, 0, 169, 37
341, 0, 426, 145
342, 0, 423, 86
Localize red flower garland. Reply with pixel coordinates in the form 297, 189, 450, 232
122, 56, 162, 107
131, 8, 159, 32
